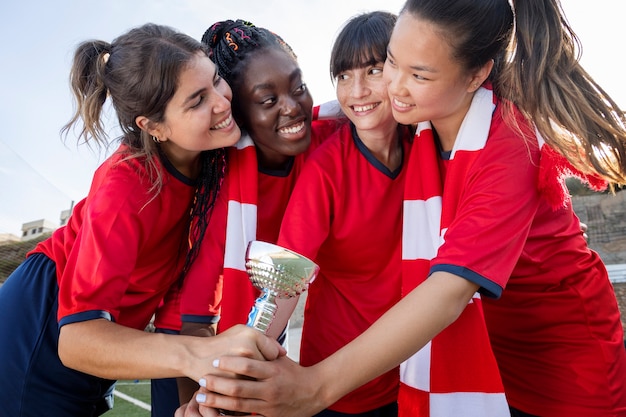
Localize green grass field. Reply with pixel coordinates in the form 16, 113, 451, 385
107, 380, 151, 417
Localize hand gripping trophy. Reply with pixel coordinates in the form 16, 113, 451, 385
219, 241, 319, 416
244, 240, 319, 333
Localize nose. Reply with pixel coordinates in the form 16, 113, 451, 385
280, 96, 299, 117
212, 89, 232, 114
385, 68, 404, 99
351, 76, 370, 99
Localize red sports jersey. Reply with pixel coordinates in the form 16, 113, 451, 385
405, 86, 626, 415
179, 118, 340, 332
277, 123, 412, 413
31, 144, 208, 331
442, 112, 626, 416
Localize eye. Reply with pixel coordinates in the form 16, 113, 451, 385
369, 67, 383, 76
260, 96, 277, 105
385, 56, 396, 67
336, 73, 349, 82
191, 95, 205, 108
294, 83, 307, 94
213, 74, 224, 87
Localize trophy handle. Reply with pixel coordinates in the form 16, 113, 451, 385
246, 291, 277, 334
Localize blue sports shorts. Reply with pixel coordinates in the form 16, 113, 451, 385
0, 253, 115, 416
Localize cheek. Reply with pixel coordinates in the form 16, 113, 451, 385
335, 84, 349, 107
218, 80, 233, 102
300, 94, 314, 113
382, 62, 395, 84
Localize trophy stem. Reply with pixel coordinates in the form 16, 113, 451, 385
246, 291, 277, 334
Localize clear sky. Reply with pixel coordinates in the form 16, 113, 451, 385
0, 0, 624, 236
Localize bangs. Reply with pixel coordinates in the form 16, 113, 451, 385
330, 17, 392, 79
331, 47, 387, 77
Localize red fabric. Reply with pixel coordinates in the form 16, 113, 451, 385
400, 87, 508, 416
178, 114, 341, 331
537, 142, 607, 210
277, 123, 411, 413
32, 144, 197, 330
406, 86, 626, 415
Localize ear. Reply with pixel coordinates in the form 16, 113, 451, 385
467, 59, 495, 93
135, 115, 166, 142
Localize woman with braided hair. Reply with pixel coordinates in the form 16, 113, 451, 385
144, 18, 340, 411
0, 22, 285, 417
191, 0, 626, 416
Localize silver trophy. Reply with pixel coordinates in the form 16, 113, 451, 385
245, 240, 319, 334
219, 241, 319, 416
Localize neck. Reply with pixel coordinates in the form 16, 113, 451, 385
257, 152, 293, 172
356, 123, 402, 171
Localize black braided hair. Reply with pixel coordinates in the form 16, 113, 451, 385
201, 19, 296, 96
177, 147, 226, 285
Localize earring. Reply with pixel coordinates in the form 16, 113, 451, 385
152, 136, 160, 144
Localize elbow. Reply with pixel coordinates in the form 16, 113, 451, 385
57, 328, 75, 369
57, 323, 86, 372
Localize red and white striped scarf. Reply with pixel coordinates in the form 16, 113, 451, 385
219, 102, 343, 333
219, 133, 260, 333
399, 87, 510, 416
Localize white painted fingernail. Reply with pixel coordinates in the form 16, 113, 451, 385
212, 359, 220, 367
196, 393, 206, 403
199, 378, 206, 387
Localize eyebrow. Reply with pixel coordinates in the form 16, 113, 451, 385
387, 48, 437, 73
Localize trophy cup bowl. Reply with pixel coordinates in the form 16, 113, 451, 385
245, 240, 319, 334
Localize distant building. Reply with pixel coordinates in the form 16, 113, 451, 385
0, 233, 20, 245
21, 219, 57, 241
60, 208, 72, 227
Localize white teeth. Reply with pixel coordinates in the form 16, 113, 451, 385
353, 103, 377, 112
279, 121, 305, 134
393, 98, 413, 108
211, 114, 232, 130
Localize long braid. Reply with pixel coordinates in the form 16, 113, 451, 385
177, 148, 227, 285
175, 19, 297, 283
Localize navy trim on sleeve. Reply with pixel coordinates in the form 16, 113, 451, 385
58, 310, 114, 328
181, 314, 220, 325
431, 264, 503, 299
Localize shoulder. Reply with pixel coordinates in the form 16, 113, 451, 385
484, 104, 541, 164
306, 123, 354, 164
310, 119, 349, 151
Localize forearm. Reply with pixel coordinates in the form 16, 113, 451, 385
313, 272, 478, 407
58, 319, 282, 382
58, 319, 196, 380
265, 296, 299, 340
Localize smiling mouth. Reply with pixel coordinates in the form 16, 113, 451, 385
278, 121, 306, 134
211, 113, 233, 130
392, 98, 413, 108
352, 103, 379, 112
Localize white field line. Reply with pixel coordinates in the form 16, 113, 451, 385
113, 390, 152, 411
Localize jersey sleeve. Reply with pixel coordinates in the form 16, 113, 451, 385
433, 124, 542, 297
57, 162, 158, 326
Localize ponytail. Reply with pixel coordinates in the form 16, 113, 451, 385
501, 0, 626, 184
61, 40, 111, 148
